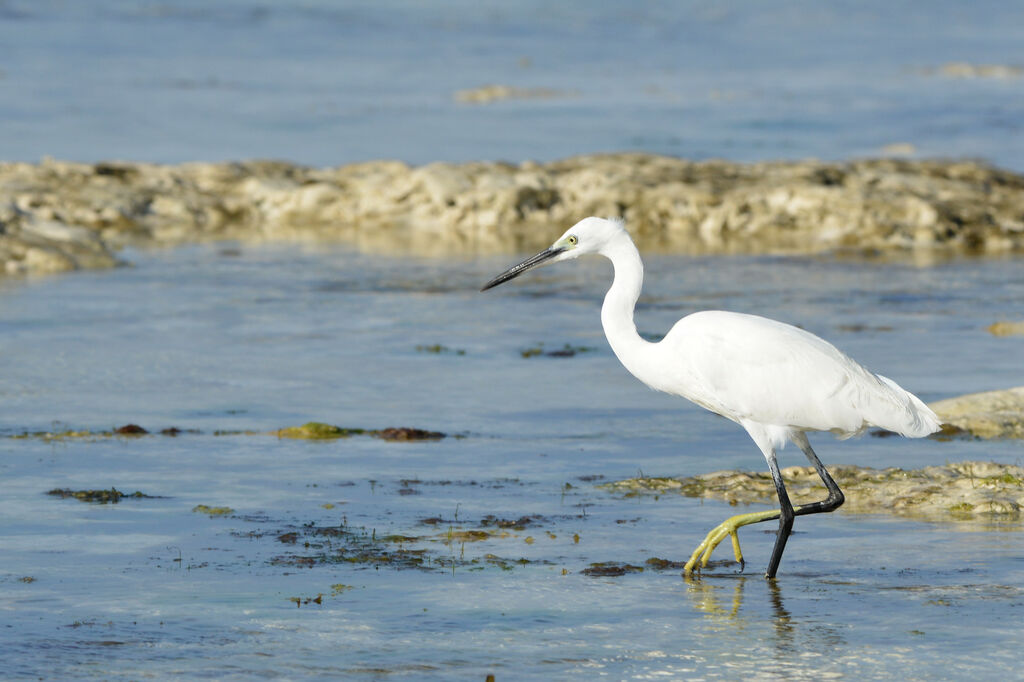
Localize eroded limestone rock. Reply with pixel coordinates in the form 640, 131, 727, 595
2, 155, 1023, 275
601, 461, 1024, 521
987, 321, 1024, 337
930, 387, 1024, 439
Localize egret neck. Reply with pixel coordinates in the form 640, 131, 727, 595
599, 230, 657, 386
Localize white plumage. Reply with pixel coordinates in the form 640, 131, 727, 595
483, 216, 941, 578
652, 311, 939, 442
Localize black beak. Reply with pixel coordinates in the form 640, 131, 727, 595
480, 247, 565, 292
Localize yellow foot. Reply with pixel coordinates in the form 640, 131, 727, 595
683, 509, 782, 577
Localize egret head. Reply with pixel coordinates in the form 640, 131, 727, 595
480, 217, 625, 291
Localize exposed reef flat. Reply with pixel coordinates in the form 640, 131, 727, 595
601, 461, 1024, 521
2, 154, 1023, 274
930, 387, 1024, 440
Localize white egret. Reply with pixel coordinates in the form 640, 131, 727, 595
482, 217, 941, 579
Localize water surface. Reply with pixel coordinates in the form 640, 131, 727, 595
2, 0, 1023, 169
2, 2, 1023, 677
1, 244, 1022, 679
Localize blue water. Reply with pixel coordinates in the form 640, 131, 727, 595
1, 245, 1022, 679
1, 0, 1023, 169
2, 2, 1024, 679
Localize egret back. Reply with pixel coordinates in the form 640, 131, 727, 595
639, 310, 940, 440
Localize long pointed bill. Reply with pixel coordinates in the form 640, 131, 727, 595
480, 246, 565, 291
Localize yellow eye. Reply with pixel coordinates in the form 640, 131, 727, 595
567, 235, 578, 246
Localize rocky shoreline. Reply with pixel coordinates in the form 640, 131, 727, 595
2, 154, 1023, 275
602, 461, 1024, 520
930, 387, 1024, 439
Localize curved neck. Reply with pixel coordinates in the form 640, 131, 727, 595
600, 232, 653, 379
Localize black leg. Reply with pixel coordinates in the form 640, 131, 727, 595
763, 435, 845, 578
793, 432, 845, 515
764, 455, 794, 579
684, 431, 846, 579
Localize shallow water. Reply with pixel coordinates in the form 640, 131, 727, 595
2, 0, 1024, 170
3, 2, 1023, 678
1, 244, 1022, 679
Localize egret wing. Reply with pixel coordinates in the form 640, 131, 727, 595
657, 311, 916, 436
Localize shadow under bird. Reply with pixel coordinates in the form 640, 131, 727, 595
481, 217, 940, 579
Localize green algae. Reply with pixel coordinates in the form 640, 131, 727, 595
978, 472, 1024, 486
270, 522, 432, 571
520, 342, 596, 358
374, 427, 445, 441
14, 424, 195, 441
15, 429, 109, 442
482, 554, 532, 571
949, 502, 976, 516
47, 487, 154, 504
479, 514, 543, 531
444, 529, 495, 543
415, 344, 465, 355
644, 557, 690, 571
600, 461, 1024, 521
9, 421, 446, 442
272, 530, 431, 570
192, 504, 234, 516
272, 422, 444, 441
581, 562, 645, 577
273, 422, 366, 439
267, 512, 551, 573
289, 594, 323, 608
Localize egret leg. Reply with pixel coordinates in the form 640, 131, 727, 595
792, 432, 845, 514
683, 434, 846, 579
683, 450, 793, 578
764, 454, 795, 579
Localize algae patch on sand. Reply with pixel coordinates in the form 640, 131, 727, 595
47, 487, 155, 504
267, 504, 556, 573
192, 504, 234, 516
601, 461, 1024, 521
272, 422, 444, 441
273, 422, 366, 439
520, 342, 596, 358
14, 424, 197, 441
415, 344, 466, 355
373, 427, 444, 441
987, 321, 1024, 337
580, 562, 645, 577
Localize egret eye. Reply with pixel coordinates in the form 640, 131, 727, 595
567, 235, 578, 246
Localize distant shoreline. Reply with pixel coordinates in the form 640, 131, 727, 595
2, 154, 1022, 275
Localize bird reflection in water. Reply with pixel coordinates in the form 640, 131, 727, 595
685, 572, 794, 642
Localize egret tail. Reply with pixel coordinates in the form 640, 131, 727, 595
871, 375, 942, 437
